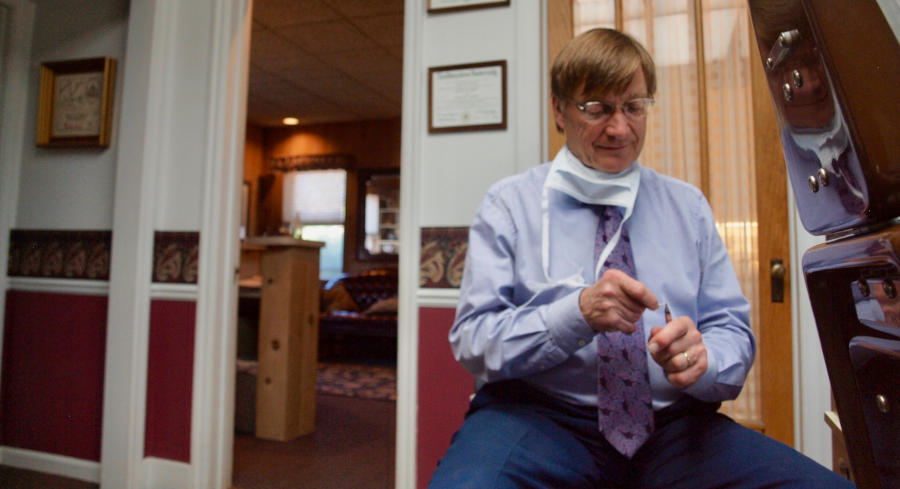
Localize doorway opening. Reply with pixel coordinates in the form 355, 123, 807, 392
232, 2, 403, 488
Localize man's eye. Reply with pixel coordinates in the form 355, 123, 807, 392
624, 102, 644, 114
588, 104, 613, 116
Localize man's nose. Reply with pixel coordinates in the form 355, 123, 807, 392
603, 110, 630, 136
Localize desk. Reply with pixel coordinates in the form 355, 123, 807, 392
242, 236, 324, 440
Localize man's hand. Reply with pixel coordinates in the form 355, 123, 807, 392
648, 315, 707, 388
579, 269, 659, 334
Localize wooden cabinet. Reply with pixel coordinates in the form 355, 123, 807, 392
245, 236, 323, 440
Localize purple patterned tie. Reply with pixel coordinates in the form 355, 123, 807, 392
594, 205, 654, 458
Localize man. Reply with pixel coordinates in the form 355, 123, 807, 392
428, 28, 854, 489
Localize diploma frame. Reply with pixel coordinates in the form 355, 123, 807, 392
428, 60, 507, 133
427, 0, 510, 14
36, 57, 117, 148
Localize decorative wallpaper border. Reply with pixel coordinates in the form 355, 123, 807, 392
9, 227, 469, 287
420, 227, 468, 289
153, 232, 199, 284
7, 230, 112, 280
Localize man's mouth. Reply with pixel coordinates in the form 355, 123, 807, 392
595, 143, 628, 151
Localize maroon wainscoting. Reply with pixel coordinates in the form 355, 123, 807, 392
416, 307, 474, 489
144, 299, 196, 462
0, 290, 108, 460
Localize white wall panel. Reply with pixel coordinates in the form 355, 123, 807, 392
152, 1, 213, 231
790, 196, 831, 467
418, 2, 544, 227
15, 0, 127, 230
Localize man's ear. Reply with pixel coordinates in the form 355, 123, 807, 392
551, 95, 566, 133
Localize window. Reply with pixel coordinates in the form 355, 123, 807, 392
356, 170, 400, 262
282, 169, 347, 280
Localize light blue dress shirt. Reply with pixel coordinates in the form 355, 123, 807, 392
450, 158, 755, 410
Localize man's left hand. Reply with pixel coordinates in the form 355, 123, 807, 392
647, 316, 707, 388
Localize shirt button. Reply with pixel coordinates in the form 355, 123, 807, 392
578, 339, 587, 346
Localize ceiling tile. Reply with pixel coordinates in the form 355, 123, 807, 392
322, 0, 403, 17
251, 30, 332, 76
248, 0, 405, 126
327, 48, 401, 76
252, 0, 340, 28
351, 13, 404, 49
278, 20, 375, 54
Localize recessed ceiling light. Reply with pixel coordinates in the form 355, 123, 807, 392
282, 117, 299, 126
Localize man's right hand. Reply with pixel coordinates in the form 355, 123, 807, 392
579, 269, 659, 334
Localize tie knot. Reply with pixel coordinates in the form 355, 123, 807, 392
592, 205, 623, 225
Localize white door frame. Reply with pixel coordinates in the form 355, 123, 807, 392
191, 0, 251, 487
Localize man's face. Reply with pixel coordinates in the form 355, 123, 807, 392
553, 70, 649, 173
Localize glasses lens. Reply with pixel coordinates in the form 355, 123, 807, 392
579, 99, 652, 120
581, 102, 613, 118
624, 99, 650, 117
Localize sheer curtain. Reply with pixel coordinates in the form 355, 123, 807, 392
575, 0, 761, 427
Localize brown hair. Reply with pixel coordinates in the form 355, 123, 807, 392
551, 28, 656, 102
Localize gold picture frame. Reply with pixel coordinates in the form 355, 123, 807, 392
36, 57, 116, 148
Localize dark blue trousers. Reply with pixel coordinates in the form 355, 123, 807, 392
428, 380, 855, 489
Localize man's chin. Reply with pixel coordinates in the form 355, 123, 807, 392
586, 155, 632, 173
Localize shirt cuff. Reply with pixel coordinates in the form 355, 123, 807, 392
545, 288, 596, 354
684, 346, 720, 399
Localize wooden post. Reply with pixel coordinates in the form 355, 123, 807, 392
250, 237, 323, 440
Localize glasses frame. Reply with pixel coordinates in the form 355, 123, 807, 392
571, 97, 655, 123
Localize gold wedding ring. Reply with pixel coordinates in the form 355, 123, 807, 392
681, 351, 691, 367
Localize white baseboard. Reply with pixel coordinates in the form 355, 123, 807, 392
143, 457, 191, 489
416, 287, 459, 308
0, 446, 100, 483
6, 277, 109, 296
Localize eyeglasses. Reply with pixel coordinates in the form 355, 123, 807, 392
571, 97, 655, 122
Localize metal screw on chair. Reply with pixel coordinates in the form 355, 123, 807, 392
783, 83, 793, 102
875, 394, 889, 414
817, 168, 830, 187
792, 69, 803, 88
883, 279, 896, 299
858, 279, 870, 297
808, 175, 819, 193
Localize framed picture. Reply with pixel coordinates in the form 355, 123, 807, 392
428, 0, 510, 14
36, 57, 117, 147
428, 60, 507, 133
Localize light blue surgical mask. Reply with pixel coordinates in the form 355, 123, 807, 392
541, 146, 640, 282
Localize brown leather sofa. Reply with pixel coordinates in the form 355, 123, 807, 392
319, 268, 398, 340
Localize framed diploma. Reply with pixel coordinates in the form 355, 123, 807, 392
428, 60, 507, 133
36, 57, 117, 148
427, 0, 510, 14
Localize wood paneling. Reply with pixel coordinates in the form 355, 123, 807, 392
245, 118, 402, 271
264, 118, 401, 170
547, 0, 573, 159
244, 124, 265, 237
751, 28, 793, 446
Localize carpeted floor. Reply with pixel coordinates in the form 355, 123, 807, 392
316, 361, 397, 401
0, 466, 98, 489
232, 393, 396, 489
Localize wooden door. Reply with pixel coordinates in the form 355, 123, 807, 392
548, 0, 793, 446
